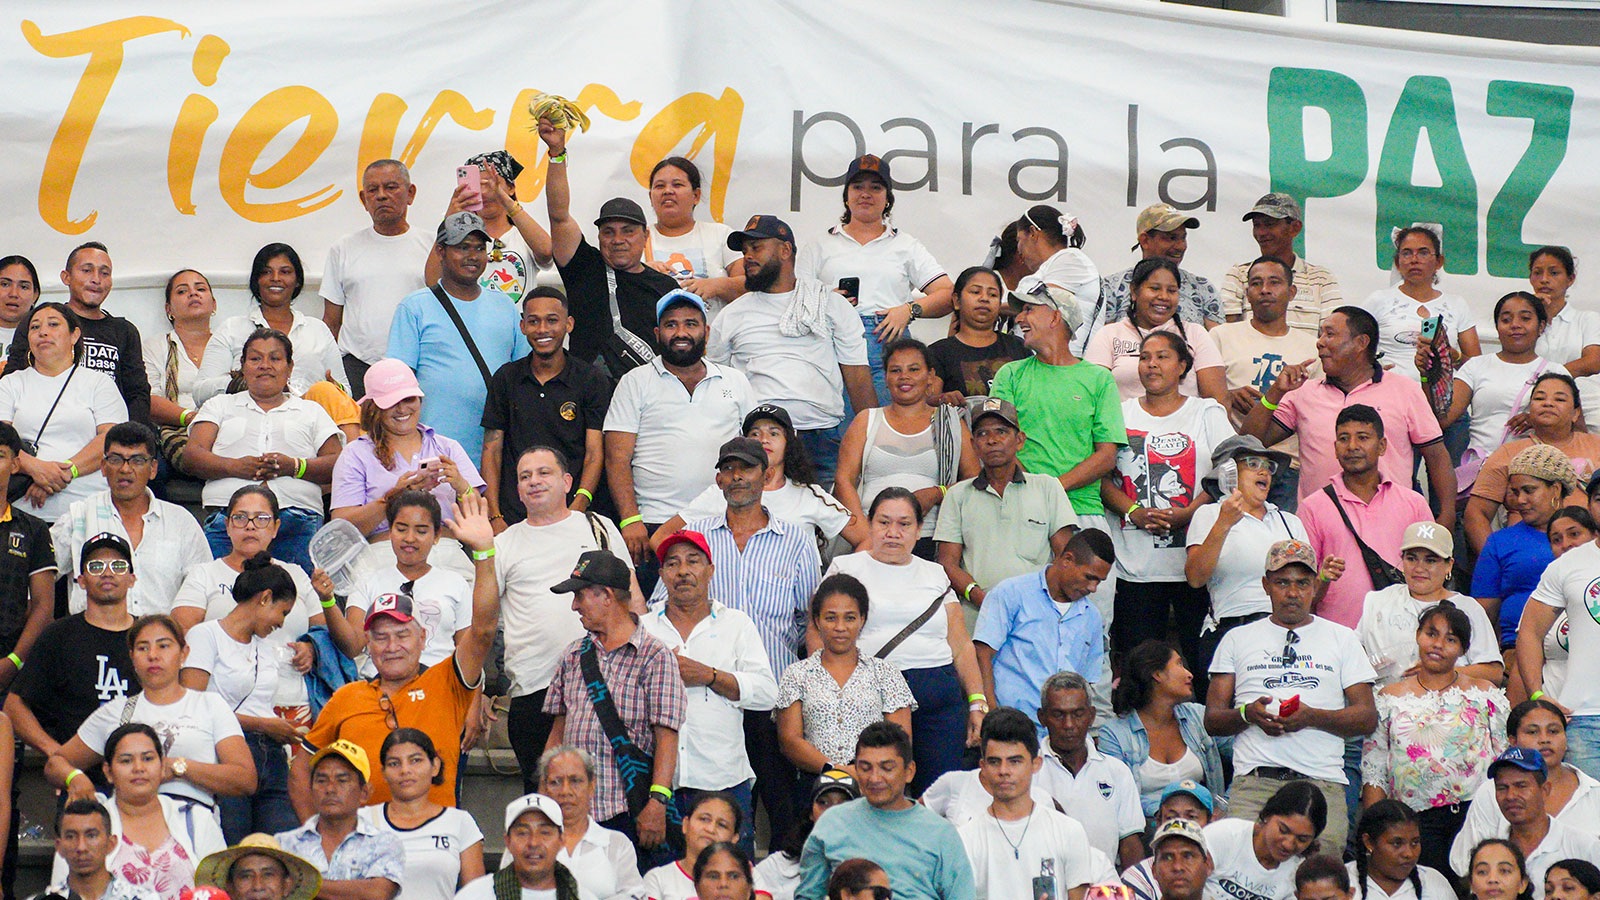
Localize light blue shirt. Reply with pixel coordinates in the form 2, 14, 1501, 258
797, 798, 975, 900
972, 569, 1103, 728
387, 284, 524, 461
277, 813, 405, 883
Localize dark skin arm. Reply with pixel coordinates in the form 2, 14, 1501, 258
0, 569, 57, 693
1057, 442, 1118, 494
317, 878, 399, 900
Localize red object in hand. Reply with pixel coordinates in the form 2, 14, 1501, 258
182, 886, 231, 900
1278, 695, 1301, 717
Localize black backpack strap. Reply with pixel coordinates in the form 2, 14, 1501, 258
429, 283, 493, 390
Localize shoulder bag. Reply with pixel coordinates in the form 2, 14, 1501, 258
1320, 484, 1405, 590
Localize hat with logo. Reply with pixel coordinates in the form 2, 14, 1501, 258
1264, 539, 1318, 574
363, 592, 415, 630
309, 739, 370, 782
358, 358, 424, 410
970, 397, 1021, 431
656, 288, 708, 322
1243, 192, 1303, 222
812, 768, 861, 803
1150, 818, 1210, 855
80, 532, 133, 570
1400, 521, 1453, 559
844, 154, 892, 186
504, 792, 564, 832
655, 530, 712, 565
1008, 276, 1085, 334
436, 211, 490, 247
1488, 746, 1547, 779
717, 436, 768, 469
551, 550, 632, 594
1136, 203, 1200, 235
594, 198, 648, 228
1159, 780, 1216, 814
743, 404, 795, 436
727, 215, 797, 251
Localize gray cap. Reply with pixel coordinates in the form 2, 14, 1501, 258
436, 211, 490, 247
1243, 192, 1303, 222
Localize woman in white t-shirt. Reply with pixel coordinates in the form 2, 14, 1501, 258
655, 404, 866, 553
0, 301, 125, 522
644, 156, 745, 314
641, 792, 740, 900
1086, 258, 1228, 407
1363, 226, 1481, 385
537, 745, 643, 900
1530, 246, 1600, 429
1104, 330, 1235, 659
1347, 801, 1458, 900
1205, 782, 1327, 900
144, 269, 217, 470
1444, 292, 1558, 469
1015, 205, 1103, 355
0, 255, 39, 355
823, 487, 984, 794
178, 552, 304, 843
51, 615, 256, 817
367, 728, 485, 900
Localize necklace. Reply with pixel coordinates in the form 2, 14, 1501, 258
991, 807, 1034, 859
1418, 669, 1460, 693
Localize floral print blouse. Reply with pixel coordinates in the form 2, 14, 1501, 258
109, 834, 195, 900
776, 651, 917, 768
1362, 685, 1509, 810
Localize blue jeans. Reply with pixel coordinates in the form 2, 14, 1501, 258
861, 314, 891, 407
675, 779, 755, 858
901, 664, 968, 797
1566, 716, 1600, 781
799, 422, 848, 492
204, 506, 323, 576
219, 732, 298, 844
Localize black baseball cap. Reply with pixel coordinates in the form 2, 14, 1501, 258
80, 532, 133, 570
743, 404, 794, 435
726, 215, 797, 251
845, 154, 892, 186
594, 198, 647, 228
717, 437, 767, 469
551, 550, 632, 593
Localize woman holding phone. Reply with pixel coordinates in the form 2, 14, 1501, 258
1362, 225, 1481, 385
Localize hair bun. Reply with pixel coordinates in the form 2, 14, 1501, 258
241, 551, 275, 571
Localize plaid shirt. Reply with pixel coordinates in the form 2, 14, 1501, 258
543, 625, 686, 821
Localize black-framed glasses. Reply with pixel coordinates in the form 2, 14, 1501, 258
1282, 628, 1301, 665
104, 453, 154, 469
84, 559, 130, 575
228, 512, 276, 528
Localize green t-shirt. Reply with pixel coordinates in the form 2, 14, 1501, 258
990, 357, 1127, 515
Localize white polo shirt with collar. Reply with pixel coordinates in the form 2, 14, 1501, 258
604, 357, 754, 523
193, 392, 343, 511
1034, 741, 1144, 859
193, 307, 348, 405
794, 222, 946, 316
641, 599, 777, 791
53, 489, 211, 616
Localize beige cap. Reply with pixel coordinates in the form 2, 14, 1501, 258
1136, 203, 1199, 235
1400, 521, 1452, 559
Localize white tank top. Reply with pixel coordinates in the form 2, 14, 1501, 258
859, 408, 940, 538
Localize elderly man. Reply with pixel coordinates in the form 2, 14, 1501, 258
641, 530, 776, 849
1203, 539, 1377, 856
1033, 672, 1145, 869
276, 741, 402, 900
53, 422, 209, 616
1220, 193, 1343, 334
1102, 203, 1221, 328
293, 495, 499, 812
320, 158, 434, 395
544, 550, 686, 852
1448, 748, 1600, 892
195, 833, 322, 900
41, 799, 162, 900
1121, 783, 1218, 900
458, 794, 592, 900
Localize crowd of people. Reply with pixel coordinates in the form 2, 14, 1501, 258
2, 109, 1599, 900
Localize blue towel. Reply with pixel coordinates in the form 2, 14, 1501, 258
298, 625, 359, 720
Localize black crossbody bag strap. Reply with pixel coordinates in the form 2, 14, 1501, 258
578, 636, 655, 818
1320, 485, 1405, 589
875, 589, 951, 660
429, 283, 493, 389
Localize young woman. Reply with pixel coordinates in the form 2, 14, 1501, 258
1466, 839, 1534, 900
1349, 799, 1458, 900
0, 255, 39, 355
641, 792, 741, 900
1362, 603, 1507, 871
776, 574, 914, 777
1545, 860, 1600, 900
835, 340, 977, 556
365, 728, 485, 900
692, 842, 762, 900
143, 269, 216, 468
1103, 331, 1234, 660
178, 552, 303, 842
1204, 781, 1327, 900
1098, 640, 1226, 818
1013, 205, 1102, 354
643, 156, 745, 309
1296, 856, 1354, 900
927, 266, 1029, 402
537, 745, 642, 900
1444, 292, 1556, 478
1362, 226, 1481, 385
1529, 246, 1600, 429
1086, 259, 1228, 406
823, 488, 984, 792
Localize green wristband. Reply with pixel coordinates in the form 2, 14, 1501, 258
619, 515, 643, 528
6, 653, 20, 671
575, 488, 594, 502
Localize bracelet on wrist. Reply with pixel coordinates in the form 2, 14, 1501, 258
619, 515, 643, 529
295, 457, 308, 479
5, 653, 20, 671
1238, 703, 1249, 723
1531, 690, 1547, 702
68, 462, 79, 480
649, 784, 672, 801
471, 546, 497, 561
179, 409, 194, 426
1260, 397, 1280, 412
65, 769, 83, 788
549, 151, 568, 164
320, 597, 337, 609
706, 668, 718, 688
963, 582, 979, 601
575, 488, 594, 502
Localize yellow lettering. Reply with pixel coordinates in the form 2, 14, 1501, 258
507, 84, 643, 200
167, 34, 230, 215
22, 16, 190, 234
219, 85, 342, 223
357, 90, 494, 182
629, 89, 745, 221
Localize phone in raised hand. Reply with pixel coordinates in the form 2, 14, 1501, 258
456, 165, 483, 212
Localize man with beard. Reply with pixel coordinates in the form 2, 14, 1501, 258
604, 290, 753, 587
388, 211, 525, 462
708, 215, 876, 489
482, 286, 613, 526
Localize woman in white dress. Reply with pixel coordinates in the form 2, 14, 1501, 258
366, 728, 484, 900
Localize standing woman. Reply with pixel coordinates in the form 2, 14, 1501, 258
183, 328, 344, 571
0, 255, 40, 358
1348, 801, 1458, 900
1086, 259, 1229, 406
1014, 205, 1102, 355
144, 270, 217, 471
1103, 331, 1235, 662
643, 156, 746, 310
365, 728, 485, 900
1363, 226, 1482, 385
1361, 603, 1507, 874
1529, 246, 1600, 431
822, 488, 984, 793
834, 340, 977, 559
1443, 293, 1555, 479
796, 154, 954, 404
0, 301, 124, 522
193, 243, 348, 406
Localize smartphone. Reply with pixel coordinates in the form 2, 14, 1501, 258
1419, 314, 1443, 342
1278, 694, 1301, 717
837, 277, 860, 300
456, 164, 483, 212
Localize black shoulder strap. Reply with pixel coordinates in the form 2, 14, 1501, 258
584, 511, 610, 552
1320, 484, 1403, 588
428, 283, 493, 390
578, 636, 653, 817
875, 588, 951, 660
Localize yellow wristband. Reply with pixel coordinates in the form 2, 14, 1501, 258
619, 515, 643, 528
963, 583, 979, 601
65, 769, 83, 788
1531, 690, 1547, 702
549, 151, 568, 164
6, 653, 20, 671
938, 484, 948, 496
320, 597, 337, 609
179, 409, 194, 426
649, 784, 672, 800
1260, 397, 1280, 411
1239, 703, 1249, 722
472, 547, 497, 561
295, 458, 308, 479
68, 462, 79, 479
576, 488, 593, 502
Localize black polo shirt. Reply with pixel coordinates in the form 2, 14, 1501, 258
0, 505, 54, 656
482, 352, 613, 524
558, 237, 678, 375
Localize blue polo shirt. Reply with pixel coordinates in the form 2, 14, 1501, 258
972, 569, 1103, 727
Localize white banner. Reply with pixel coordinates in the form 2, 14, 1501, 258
1, 0, 1598, 337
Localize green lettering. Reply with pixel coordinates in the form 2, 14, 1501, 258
1375, 76, 1477, 273
1485, 80, 1573, 277
1267, 68, 1368, 256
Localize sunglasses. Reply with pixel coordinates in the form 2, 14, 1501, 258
377, 692, 399, 732
84, 559, 131, 575
1282, 627, 1301, 665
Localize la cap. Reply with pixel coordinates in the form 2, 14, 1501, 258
504, 792, 564, 832
594, 198, 648, 228
80, 532, 133, 570
1136, 203, 1200, 235
1264, 539, 1317, 573
1243, 192, 1303, 222
357, 359, 424, 410
655, 288, 708, 322
727, 215, 797, 251
1159, 779, 1215, 814
1400, 521, 1453, 559
363, 592, 415, 630
970, 397, 1021, 431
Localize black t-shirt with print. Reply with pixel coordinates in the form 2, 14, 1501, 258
558, 238, 678, 376
928, 333, 1030, 398
13, 613, 138, 746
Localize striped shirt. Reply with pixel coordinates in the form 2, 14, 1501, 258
654, 512, 822, 676
1219, 255, 1344, 334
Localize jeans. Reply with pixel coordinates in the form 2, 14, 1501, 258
860, 314, 891, 407
799, 423, 848, 492
675, 779, 756, 857
219, 732, 298, 844
204, 506, 322, 576
508, 690, 555, 794
901, 664, 969, 797
1566, 716, 1600, 781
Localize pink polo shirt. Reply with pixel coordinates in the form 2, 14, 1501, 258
1273, 370, 1443, 498
1299, 477, 1433, 628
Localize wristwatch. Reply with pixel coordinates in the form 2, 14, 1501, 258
909, 302, 924, 320
171, 758, 188, 778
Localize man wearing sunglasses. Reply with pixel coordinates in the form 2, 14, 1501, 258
1202, 538, 1376, 855
50, 421, 209, 617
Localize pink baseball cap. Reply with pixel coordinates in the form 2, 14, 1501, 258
359, 359, 424, 409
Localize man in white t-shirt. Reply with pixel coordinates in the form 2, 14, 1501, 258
320, 159, 433, 397
1517, 528, 1600, 782
1220, 194, 1343, 334
707, 215, 877, 489
1032, 671, 1145, 868
1203, 538, 1377, 855
495, 446, 640, 793
960, 707, 1093, 900
604, 290, 753, 587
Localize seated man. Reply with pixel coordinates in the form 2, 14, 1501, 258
457, 793, 594, 900
194, 832, 323, 900
1122, 782, 1217, 900
275, 741, 402, 900
36, 799, 161, 900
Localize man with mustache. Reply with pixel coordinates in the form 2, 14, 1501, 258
1101, 203, 1221, 329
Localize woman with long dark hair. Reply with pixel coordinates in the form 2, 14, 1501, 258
1098, 640, 1226, 818
1528, 246, 1600, 427
144, 270, 217, 469
0, 255, 39, 357
1204, 781, 1327, 900
365, 728, 484, 900
1348, 800, 1456, 900
1086, 258, 1228, 407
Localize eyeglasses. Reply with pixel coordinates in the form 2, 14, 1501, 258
104, 453, 154, 469
1282, 627, 1301, 665
377, 692, 399, 732
228, 512, 276, 528
1238, 456, 1279, 474
84, 559, 131, 575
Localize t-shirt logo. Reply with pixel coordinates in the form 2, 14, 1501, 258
560, 401, 578, 422
408, 689, 427, 702
95, 655, 129, 702
1584, 578, 1600, 625
7, 532, 22, 558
